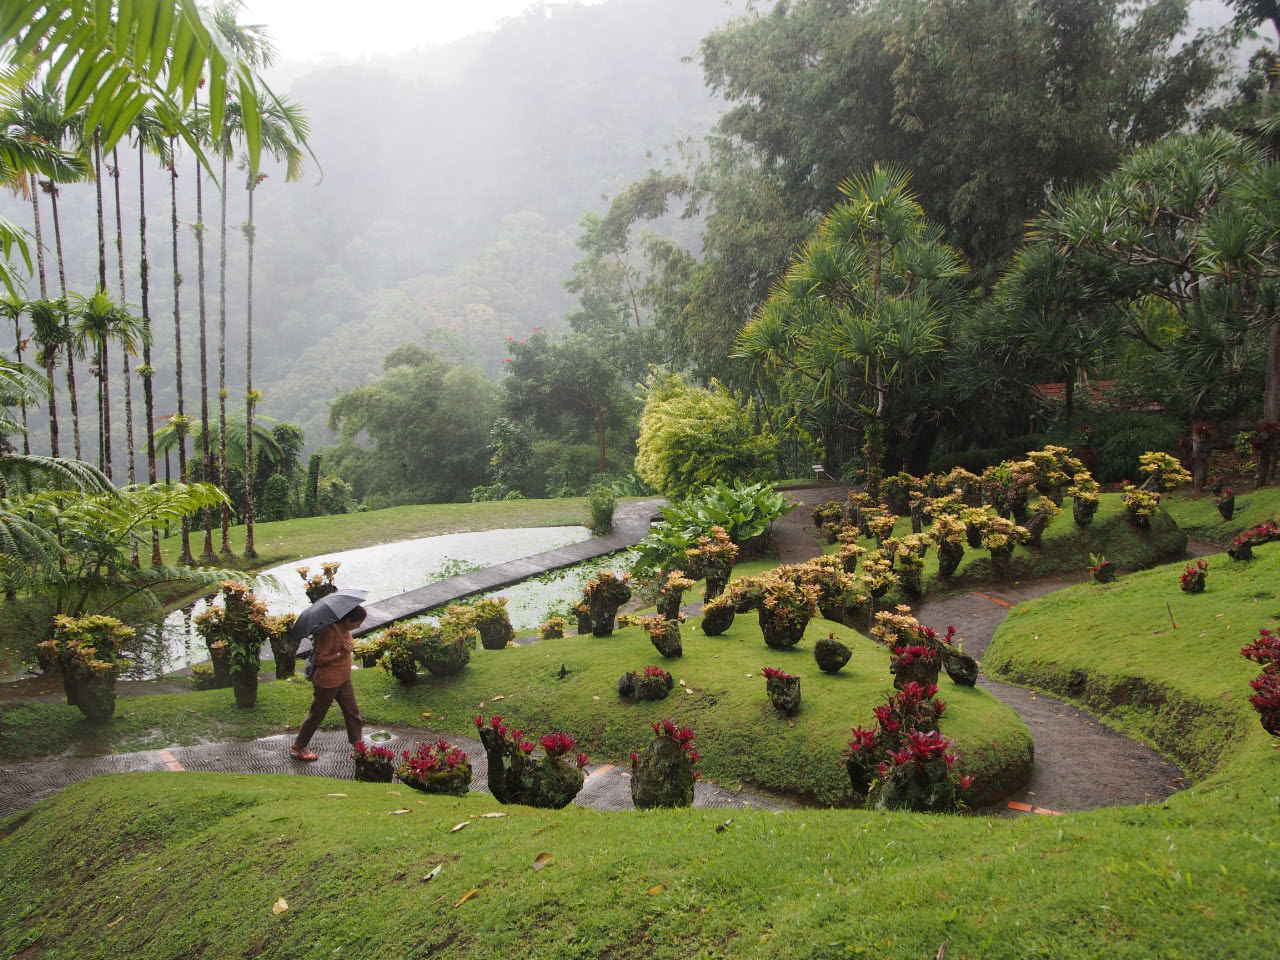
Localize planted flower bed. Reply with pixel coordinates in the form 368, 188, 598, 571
396, 739, 471, 795
618, 665, 674, 701
475, 716, 588, 809
351, 740, 397, 782
762, 666, 801, 713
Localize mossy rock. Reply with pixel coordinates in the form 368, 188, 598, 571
701, 605, 734, 636
943, 649, 979, 686
814, 636, 852, 674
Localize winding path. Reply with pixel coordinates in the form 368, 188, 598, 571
0, 486, 1189, 819
781, 485, 1188, 816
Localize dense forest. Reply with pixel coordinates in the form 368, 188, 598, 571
6, 0, 1276, 516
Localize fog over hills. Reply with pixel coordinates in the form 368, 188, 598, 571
4, 0, 737, 460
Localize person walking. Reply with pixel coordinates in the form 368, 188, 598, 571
290, 605, 367, 761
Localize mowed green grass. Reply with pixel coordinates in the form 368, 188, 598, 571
0, 614, 1031, 807
159, 497, 599, 569
4, 544, 1280, 956
985, 541, 1280, 779
1161, 484, 1280, 546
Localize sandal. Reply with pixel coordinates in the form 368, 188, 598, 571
290, 745, 318, 761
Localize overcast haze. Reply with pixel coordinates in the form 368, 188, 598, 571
241, 0, 607, 60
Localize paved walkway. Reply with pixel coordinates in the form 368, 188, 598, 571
356, 498, 664, 634
0, 724, 792, 820
781, 493, 1190, 817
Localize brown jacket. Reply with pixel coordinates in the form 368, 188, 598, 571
312, 622, 354, 689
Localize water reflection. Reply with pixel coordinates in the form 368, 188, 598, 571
127, 526, 590, 679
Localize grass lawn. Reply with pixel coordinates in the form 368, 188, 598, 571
1162, 484, 1280, 546
0, 614, 1031, 807
984, 539, 1280, 779
159, 497, 598, 570
3, 539, 1279, 956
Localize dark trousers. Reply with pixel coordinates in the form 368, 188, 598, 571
295, 680, 363, 748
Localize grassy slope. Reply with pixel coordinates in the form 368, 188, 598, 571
159, 497, 595, 568
1162, 485, 1280, 546
984, 542, 1280, 779
0, 615, 1031, 806
4, 536, 1280, 956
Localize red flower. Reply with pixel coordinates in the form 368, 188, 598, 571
575, 752, 590, 769
630, 752, 639, 768
959, 774, 975, 790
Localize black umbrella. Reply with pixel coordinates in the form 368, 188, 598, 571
287, 587, 370, 644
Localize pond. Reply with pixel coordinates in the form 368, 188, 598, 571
125, 526, 591, 679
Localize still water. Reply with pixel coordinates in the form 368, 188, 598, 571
127, 526, 591, 679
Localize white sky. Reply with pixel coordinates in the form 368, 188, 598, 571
240, 0, 606, 62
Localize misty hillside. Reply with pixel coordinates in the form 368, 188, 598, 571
3, 0, 737, 458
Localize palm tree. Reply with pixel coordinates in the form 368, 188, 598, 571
70, 292, 148, 477
107, 146, 137, 486
189, 97, 216, 562
210, 0, 278, 558
132, 109, 170, 565
1, 293, 28, 453
24, 82, 87, 461
234, 91, 308, 560
90, 129, 111, 476
165, 130, 195, 566
26, 297, 67, 455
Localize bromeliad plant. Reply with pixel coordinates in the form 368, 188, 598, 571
930, 513, 967, 579
466, 596, 515, 651
748, 567, 821, 649
1228, 520, 1280, 561
378, 623, 424, 684
630, 718, 701, 809
475, 715, 588, 808
1180, 559, 1209, 594
618, 664, 674, 701
982, 516, 1028, 574
641, 613, 684, 659
396, 738, 472, 795
859, 553, 899, 599
1024, 496, 1060, 546
699, 590, 737, 636
1090, 552, 1116, 583
1242, 627, 1280, 736
297, 561, 341, 603
353, 634, 389, 669
39, 614, 135, 723
1069, 475, 1101, 526
416, 613, 479, 677
350, 740, 397, 783
762, 665, 802, 713
845, 681, 972, 812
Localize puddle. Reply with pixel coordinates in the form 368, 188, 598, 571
127, 526, 590, 679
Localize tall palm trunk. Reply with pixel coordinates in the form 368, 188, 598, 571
10, 312, 29, 453
29, 173, 57, 456
47, 186, 82, 460
217, 149, 232, 556
110, 146, 138, 566
243, 179, 258, 559
92, 132, 112, 479
193, 99, 215, 562
138, 140, 161, 566
111, 147, 136, 487
169, 135, 195, 566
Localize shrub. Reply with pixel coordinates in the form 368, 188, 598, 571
1081, 411, 1182, 482
634, 372, 778, 499
39, 615, 135, 723
538, 616, 568, 640
585, 484, 617, 536
631, 482, 789, 576
1242, 627, 1280, 736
